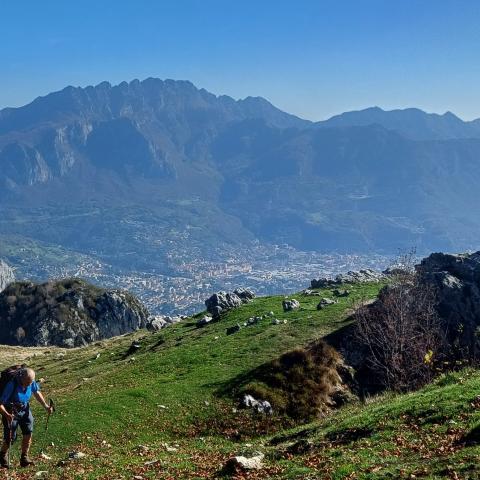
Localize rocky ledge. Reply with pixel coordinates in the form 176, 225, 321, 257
0, 278, 150, 347
417, 251, 480, 355
310, 269, 386, 289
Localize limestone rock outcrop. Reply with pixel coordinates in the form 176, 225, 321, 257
417, 251, 480, 356
0, 278, 149, 347
205, 288, 255, 319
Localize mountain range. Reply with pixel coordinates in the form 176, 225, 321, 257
1, 78, 480, 280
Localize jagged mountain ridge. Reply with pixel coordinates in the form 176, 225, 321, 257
1, 79, 480, 264
0, 78, 309, 192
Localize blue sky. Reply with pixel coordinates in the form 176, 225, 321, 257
1, 0, 480, 120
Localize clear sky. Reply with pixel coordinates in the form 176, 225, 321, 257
1, 0, 480, 120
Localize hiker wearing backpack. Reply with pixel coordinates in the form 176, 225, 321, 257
0, 366, 53, 468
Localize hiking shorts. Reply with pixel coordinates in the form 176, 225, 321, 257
2, 405, 34, 443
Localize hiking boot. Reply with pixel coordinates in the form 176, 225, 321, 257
20, 453, 34, 467
0, 451, 9, 468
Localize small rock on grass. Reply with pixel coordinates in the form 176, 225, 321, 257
136, 445, 150, 453
226, 324, 241, 335
35, 472, 49, 478
222, 453, 264, 473
67, 451, 86, 460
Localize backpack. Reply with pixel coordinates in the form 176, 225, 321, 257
0, 365, 25, 401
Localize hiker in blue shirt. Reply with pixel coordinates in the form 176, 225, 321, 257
0, 368, 53, 468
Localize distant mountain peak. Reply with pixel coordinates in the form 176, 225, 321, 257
319, 105, 480, 140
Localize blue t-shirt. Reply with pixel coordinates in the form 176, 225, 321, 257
0, 379, 40, 406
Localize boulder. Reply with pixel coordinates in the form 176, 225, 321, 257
147, 315, 182, 331
233, 288, 256, 302
205, 288, 255, 319
332, 289, 350, 297
196, 315, 213, 328
126, 341, 141, 356
222, 453, 264, 473
316, 298, 337, 310
241, 394, 273, 414
282, 299, 300, 312
302, 289, 323, 296
146, 316, 167, 331
67, 451, 86, 460
226, 324, 242, 335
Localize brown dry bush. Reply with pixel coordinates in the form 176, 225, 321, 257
242, 340, 350, 421
355, 266, 446, 392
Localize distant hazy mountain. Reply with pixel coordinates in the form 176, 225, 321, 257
317, 106, 480, 140
1, 78, 480, 277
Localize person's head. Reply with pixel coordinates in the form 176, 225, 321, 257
18, 368, 35, 388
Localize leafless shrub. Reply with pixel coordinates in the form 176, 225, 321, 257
355, 252, 446, 392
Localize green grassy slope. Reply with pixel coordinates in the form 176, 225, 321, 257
1, 282, 479, 479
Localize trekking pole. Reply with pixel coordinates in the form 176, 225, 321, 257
6, 418, 12, 470
44, 399, 55, 432
41, 399, 55, 457
6, 410, 15, 475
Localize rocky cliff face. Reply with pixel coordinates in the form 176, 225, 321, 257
0, 260, 15, 292
417, 251, 480, 357
0, 278, 150, 347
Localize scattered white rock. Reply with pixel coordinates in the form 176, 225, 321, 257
67, 451, 86, 459
282, 299, 300, 312
196, 315, 213, 328
35, 472, 49, 478
241, 394, 273, 414
223, 453, 264, 472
